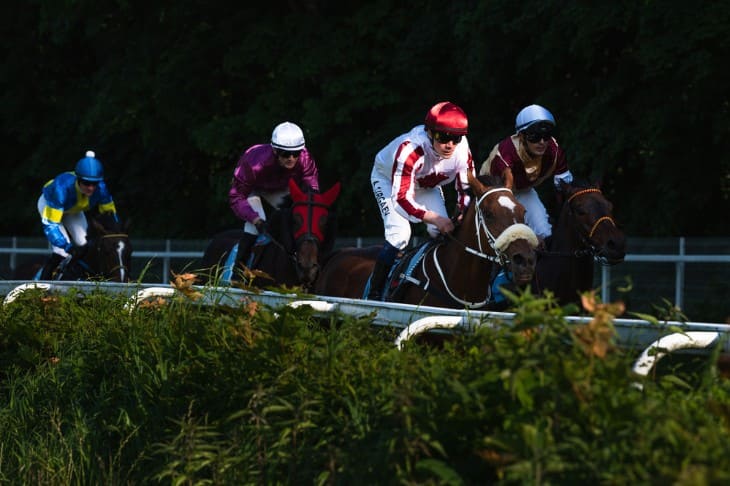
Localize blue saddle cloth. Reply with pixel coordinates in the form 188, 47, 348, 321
220, 233, 271, 284
363, 238, 511, 306
362, 240, 437, 301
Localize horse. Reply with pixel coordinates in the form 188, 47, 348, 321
532, 179, 627, 306
315, 172, 539, 310
13, 212, 133, 282
199, 179, 341, 291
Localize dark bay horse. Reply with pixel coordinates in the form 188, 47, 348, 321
315, 172, 539, 310
14, 213, 133, 282
533, 179, 626, 306
200, 179, 341, 291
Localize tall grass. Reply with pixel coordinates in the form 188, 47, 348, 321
1, 287, 729, 484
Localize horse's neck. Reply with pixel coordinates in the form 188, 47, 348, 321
546, 204, 595, 288
551, 205, 585, 253
439, 204, 496, 276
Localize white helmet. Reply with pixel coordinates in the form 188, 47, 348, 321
515, 104, 556, 133
271, 122, 306, 150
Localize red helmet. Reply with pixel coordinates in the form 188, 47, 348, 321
424, 101, 468, 135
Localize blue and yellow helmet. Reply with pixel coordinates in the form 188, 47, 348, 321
75, 150, 104, 182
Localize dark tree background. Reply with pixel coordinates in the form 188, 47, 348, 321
2, 1, 728, 238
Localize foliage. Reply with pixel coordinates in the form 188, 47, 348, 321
1, 287, 730, 484
1, 1, 728, 239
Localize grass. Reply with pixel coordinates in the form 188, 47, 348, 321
1, 286, 730, 484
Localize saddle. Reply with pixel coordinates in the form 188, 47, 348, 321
363, 239, 440, 301
366, 237, 514, 309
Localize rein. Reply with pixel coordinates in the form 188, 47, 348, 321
445, 187, 515, 266
416, 187, 520, 309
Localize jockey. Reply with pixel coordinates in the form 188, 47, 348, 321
479, 104, 572, 246
229, 121, 320, 273
367, 101, 475, 300
37, 150, 119, 279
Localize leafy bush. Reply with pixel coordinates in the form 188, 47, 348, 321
1, 288, 729, 484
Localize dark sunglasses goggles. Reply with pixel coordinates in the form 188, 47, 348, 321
78, 178, 99, 187
276, 149, 302, 158
432, 131, 463, 144
524, 130, 553, 143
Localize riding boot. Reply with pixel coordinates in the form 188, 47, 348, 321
234, 233, 258, 277
366, 259, 391, 301
39, 253, 64, 280
367, 242, 399, 301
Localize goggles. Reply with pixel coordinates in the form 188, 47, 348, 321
78, 179, 99, 187
524, 131, 552, 143
433, 131, 463, 144
276, 149, 302, 158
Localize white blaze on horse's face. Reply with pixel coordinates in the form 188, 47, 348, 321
497, 195, 518, 214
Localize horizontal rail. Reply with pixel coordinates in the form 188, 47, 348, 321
2, 239, 728, 313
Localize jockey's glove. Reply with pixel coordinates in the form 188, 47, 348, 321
254, 220, 268, 235
69, 244, 88, 260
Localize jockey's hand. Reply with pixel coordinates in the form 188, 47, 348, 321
69, 244, 88, 260
254, 219, 268, 235
423, 211, 455, 234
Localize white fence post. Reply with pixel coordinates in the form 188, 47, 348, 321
676, 237, 685, 309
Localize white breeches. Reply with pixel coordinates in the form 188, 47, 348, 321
243, 189, 289, 235
515, 188, 552, 239
371, 173, 447, 251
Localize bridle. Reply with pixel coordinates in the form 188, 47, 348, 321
96, 232, 131, 281
426, 187, 531, 308
261, 196, 331, 289
565, 188, 617, 265
447, 187, 525, 267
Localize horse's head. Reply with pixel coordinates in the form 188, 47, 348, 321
287, 179, 341, 289
467, 171, 538, 286
558, 180, 626, 265
87, 214, 133, 282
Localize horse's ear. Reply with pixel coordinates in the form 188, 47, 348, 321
467, 170, 486, 193
288, 178, 306, 202
319, 181, 341, 206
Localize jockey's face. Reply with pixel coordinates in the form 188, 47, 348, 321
77, 179, 98, 196
521, 127, 552, 157
430, 130, 462, 159
521, 133, 549, 157
276, 149, 301, 170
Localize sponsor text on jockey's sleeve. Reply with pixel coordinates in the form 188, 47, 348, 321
373, 125, 473, 222
40, 172, 117, 250
229, 144, 320, 223
482, 135, 569, 190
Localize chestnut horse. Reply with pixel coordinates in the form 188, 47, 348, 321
14, 212, 132, 282
532, 179, 626, 306
315, 172, 538, 309
200, 179, 341, 291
